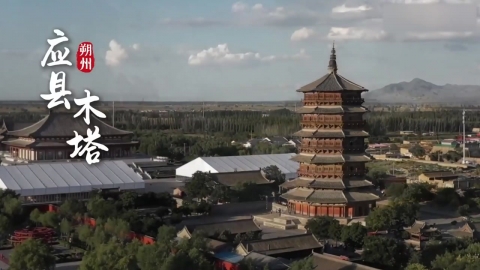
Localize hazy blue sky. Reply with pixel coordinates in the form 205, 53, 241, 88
1, 0, 479, 101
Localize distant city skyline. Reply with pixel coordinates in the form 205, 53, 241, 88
1, 0, 480, 101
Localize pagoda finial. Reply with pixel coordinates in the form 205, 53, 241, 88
328, 41, 337, 73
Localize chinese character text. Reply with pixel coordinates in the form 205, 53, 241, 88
66, 126, 109, 164
41, 29, 72, 67
74, 89, 106, 125
40, 71, 72, 109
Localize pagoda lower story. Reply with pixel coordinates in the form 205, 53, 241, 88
281, 187, 378, 218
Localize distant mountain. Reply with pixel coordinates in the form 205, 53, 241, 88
364, 78, 480, 104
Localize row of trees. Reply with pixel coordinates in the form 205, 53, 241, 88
7, 108, 480, 139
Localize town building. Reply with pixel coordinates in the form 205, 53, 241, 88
234, 234, 323, 259
177, 219, 262, 239
0, 160, 145, 203
175, 153, 298, 180
279, 46, 379, 218
1, 110, 138, 161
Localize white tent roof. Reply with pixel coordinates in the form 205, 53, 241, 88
176, 153, 298, 178
0, 160, 145, 196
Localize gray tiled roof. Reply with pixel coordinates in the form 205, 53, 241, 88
296, 106, 368, 114
281, 178, 373, 190
186, 219, 261, 236
213, 170, 272, 187
7, 111, 132, 138
297, 72, 367, 93
242, 234, 322, 256
292, 130, 369, 138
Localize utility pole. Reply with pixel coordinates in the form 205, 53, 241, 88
463, 109, 466, 164
112, 101, 115, 127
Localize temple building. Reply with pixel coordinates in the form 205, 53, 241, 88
280, 45, 379, 218
1, 110, 138, 161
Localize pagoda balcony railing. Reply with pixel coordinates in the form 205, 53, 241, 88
301, 121, 366, 129
299, 146, 366, 153
297, 171, 344, 178
299, 147, 342, 154
298, 170, 366, 178
302, 98, 364, 106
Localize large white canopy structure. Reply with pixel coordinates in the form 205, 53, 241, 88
0, 160, 145, 196
176, 153, 298, 180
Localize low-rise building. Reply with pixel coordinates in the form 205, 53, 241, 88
235, 234, 323, 259
311, 252, 380, 270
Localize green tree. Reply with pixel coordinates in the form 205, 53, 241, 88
385, 183, 407, 198
341, 223, 367, 249
288, 256, 315, 270
362, 236, 411, 270
185, 172, 215, 201
87, 196, 118, 219
262, 165, 285, 185
29, 208, 42, 225
434, 188, 460, 207
9, 239, 56, 270
305, 216, 337, 240
366, 167, 388, 186
80, 239, 140, 270
365, 207, 392, 231
405, 263, 428, 270
119, 191, 138, 210
409, 144, 426, 158
38, 211, 60, 229
59, 198, 86, 219
402, 183, 434, 203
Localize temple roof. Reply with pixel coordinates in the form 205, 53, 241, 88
280, 177, 373, 190
291, 153, 372, 164
295, 106, 368, 114
293, 129, 369, 138
2, 139, 137, 148
280, 187, 379, 204
297, 45, 367, 93
7, 111, 132, 138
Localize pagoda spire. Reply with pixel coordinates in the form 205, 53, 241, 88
327, 41, 337, 73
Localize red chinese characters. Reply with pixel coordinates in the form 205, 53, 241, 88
76, 42, 95, 73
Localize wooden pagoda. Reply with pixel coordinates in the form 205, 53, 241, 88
280, 45, 379, 218
1, 110, 138, 161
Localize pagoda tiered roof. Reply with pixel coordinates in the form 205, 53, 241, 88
291, 153, 372, 164
292, 129, 369, 138
280, 177, 373, 190
281, 187, 379, 204
295, 106, 368, 114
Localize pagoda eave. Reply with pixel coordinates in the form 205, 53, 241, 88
291, 154, 372, 164
293, 129, 369, 138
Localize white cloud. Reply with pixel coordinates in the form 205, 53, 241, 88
252, 4, 264, 11
386, 0, 475, 3
403, 31, 474, 40
327, 27, 388, 41
188, 44, 308, 66
105, 40, 143, 67
332, 4, 372, 13
232, 2, 248, 12
105, 40, 128, 67
291, 27, 318, 41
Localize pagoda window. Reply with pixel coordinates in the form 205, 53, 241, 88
57, 151, 63, 159
46, 151, 54, 160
